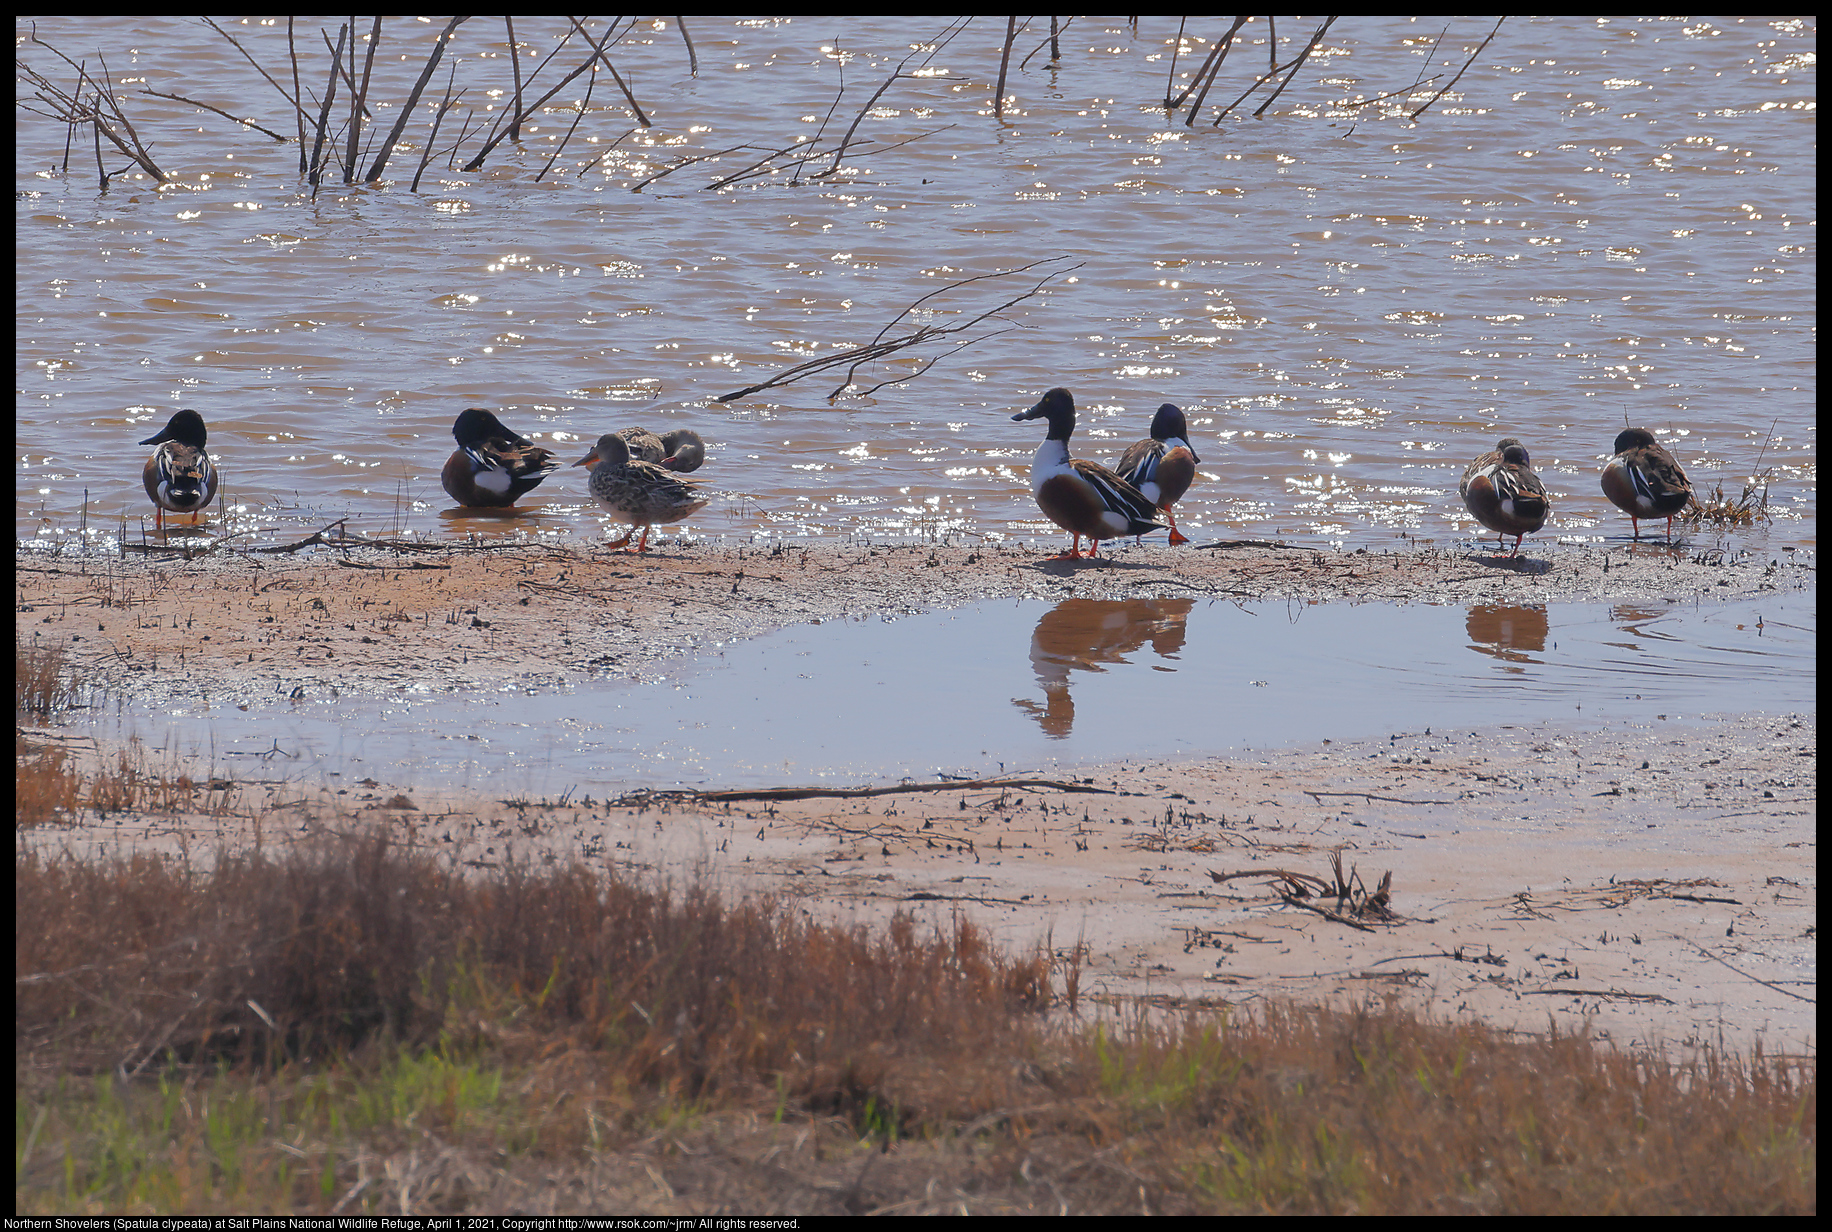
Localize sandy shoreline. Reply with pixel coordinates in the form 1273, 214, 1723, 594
16, 537, 1818, 1056
16, 533, 1814, 702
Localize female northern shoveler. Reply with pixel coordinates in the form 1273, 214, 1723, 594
616, 426, 706, 473
139, 409, 218, 530
573, 432, 709, 553
1459, 436, 1551, 557
1115, 402, 1200, 546
440, 408, 562, 508
1601, 427, 1693, 540
1012, 388, 1166, 559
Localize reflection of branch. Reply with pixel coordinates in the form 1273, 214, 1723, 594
716, 256, 1082, 404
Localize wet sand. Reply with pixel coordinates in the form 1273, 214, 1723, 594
17, 536, 1818, 1055
16, 533, 1814, 702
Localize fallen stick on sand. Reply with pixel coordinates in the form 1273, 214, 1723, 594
627, 777, 1121, 805
1305, 790, 1453, 806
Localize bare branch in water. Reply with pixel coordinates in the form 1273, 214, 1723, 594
563, 15, 651, 127
1179, 17, 1250, 126
993, 17, 1023, 121
201, 15, 311, 131
307, 23, 348, 191
1330, 75, 1444, 112
364, 15, 468, 183
716, 257, 1083, 404
537, 62, 596, 182
1020, 16, 1073, 71
465, 18, 640, 172
1410, 18, 1505, 121
410, 67, 464, 193
1253, 16, 1337, 118
138, 89, 290, 142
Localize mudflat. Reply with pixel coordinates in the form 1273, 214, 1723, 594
17, 537, 1817, 1055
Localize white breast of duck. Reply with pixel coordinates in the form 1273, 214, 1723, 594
1015, 388, 1164, 540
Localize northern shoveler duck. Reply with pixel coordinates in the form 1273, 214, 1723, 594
573, 432, 709, 553
139, 409, 218, 530
1601, 427, 1693, 540
1459, 436, 1551, 557
440, 408, 562, 508
1012, 388, 1166, 559
1115, 402, 1200, 546
617, 426, 706, 473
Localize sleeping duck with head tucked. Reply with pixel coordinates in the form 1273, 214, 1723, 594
616, 426, 707, 473
1012, 388, 1166, 559
440, 408, 562, 508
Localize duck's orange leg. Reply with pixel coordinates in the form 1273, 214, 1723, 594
1165, 507, 1188, 547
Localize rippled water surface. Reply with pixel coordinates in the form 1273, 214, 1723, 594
17, 16, 1817, 552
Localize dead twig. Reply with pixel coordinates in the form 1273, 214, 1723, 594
364, 16, 467, 183
1520, 988, 1673, 1003
138, 89, 290, 141
1676, 936, 1815, 1004
1330, 74, 1445, 112
1210, 868, 1332, 895
993, 17, 1024, 121
1253, 16, 1338, 118
658, 777, 1120, 805
307, 23, 349, 190
1176, 18, 1250, 125
563, 15, 650, 127
1280, 894, 1378, 932
537, 51, 597, 182
716, 256, 1082, 403
1411, 18, 1505, 121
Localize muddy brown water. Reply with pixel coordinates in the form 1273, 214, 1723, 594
17, 17, 1816, 557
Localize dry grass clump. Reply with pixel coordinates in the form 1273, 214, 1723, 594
1682, 473, 1774, 529
1056, 1003, 1814, 1215
18, 638, 81, 718
18, 639, 84, 828
15, 833, 1816, 1215
16, 734, 82, 826
16, 736, 240, 829
17, 831, 1047, 1101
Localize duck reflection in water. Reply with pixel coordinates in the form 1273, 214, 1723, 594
1464, 603, 1549, 670
1012, 598, 1195, 737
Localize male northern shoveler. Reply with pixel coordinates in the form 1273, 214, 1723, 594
1115, 402, 1200, 546
616, 426, 706, 473
1012, 388, 1166, 559
1459, 436, 1551, 557
573, 432, 709, 553
440, 408, 562, 508
1601, 427, 1693, 540
139, 409, 218, 530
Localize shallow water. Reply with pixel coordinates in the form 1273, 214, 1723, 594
16, 16, 1817, 554
96, 591, 1814, 792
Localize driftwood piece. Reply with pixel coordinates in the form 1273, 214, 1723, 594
664, 777, 1120, 804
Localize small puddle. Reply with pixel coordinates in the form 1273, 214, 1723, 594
96, 593, 1814, 793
